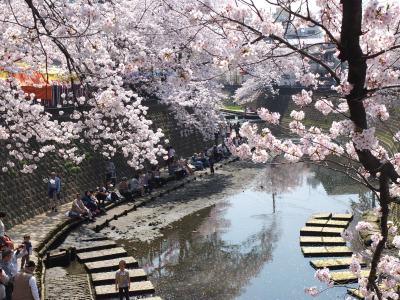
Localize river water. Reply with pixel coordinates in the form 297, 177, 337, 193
119, 163, 371, 300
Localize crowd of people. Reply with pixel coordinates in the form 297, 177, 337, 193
0, 128, 239, 300
0, 212, 38, 300
64, 141, 233, 221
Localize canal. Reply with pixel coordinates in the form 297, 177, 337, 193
118, 162, 370, 300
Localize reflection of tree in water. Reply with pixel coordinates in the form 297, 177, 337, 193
350, 191, 376, 212
256, 157, 307, 195
132, 202, 280, 300
311, 164, 368, 196
255, 157, 308, 212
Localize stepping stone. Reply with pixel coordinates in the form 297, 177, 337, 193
306, 219, 328, 227
85, 257, 138, 273
312, 213, 332, 220
306, 219, 349, 228
326, 220, 350, 228
91, 269, 147, 285
301, 246, 352, 257
310, 258, 366, 270
347, 288, 363, 299
77, 247, 127, 263
300, 226, 344, 237
299, 237, 346, 246
331, 213, 353, 221
331, 269, 370, 284
95, 281, 155, 298
75, 240, 116, 253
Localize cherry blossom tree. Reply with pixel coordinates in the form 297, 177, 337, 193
0, 0, 224, 172
153, 0, 400, 298
2, 0, 400, 297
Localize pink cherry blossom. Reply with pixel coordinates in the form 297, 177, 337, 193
355, 221, 374, 232
314, 267, 331, 284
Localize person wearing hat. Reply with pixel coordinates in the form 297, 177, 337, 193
12, 260, 39, 300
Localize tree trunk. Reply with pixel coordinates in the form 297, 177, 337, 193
339, 1, 398, 297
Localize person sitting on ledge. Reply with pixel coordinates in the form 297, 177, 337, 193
221, 143, 230, 158
118, 177, 132, 201
94, 187, 109, 207
139, 171, 151, 194
168, 160, 178, 175
128, 175, 144, 197
190, 154, 204, 170
198, 152, 209, 168
173, 159, 186, 179
69, 193, 93, 221
179, 159, 194, 176
146, 169, 155, 191
151, 166, 165, 187
82, 191, 100, 216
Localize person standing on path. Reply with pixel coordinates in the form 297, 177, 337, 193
20, 235, 32, 270
12, 260, 40, 300
115, 260, 130, 300
209, 151, 215, 175
47, 172, 61, 212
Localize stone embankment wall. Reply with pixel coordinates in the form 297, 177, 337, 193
0, 101, 212, 228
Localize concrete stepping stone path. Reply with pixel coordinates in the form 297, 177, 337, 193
300, 226, 344, 237
330, 269, 370, 284
312, 212, 332, 219
331, 213, 353, 221
85, 256, 138, 273
95, 281, 155, 298
299, 236, 346, 246
77, 247, 127, 263
75, 237, 162, 299
91, 269, 147, 285
299, 212, 380, 298
301, 246, 353, 257
306, 219, 349, 228
75, 240, 117, 253
309, 257, 364, 270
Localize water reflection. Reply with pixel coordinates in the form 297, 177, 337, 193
120, 163, 373, 300
122, 201, 279, 300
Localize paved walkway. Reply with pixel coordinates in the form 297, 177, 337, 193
8, 202, 71, 263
